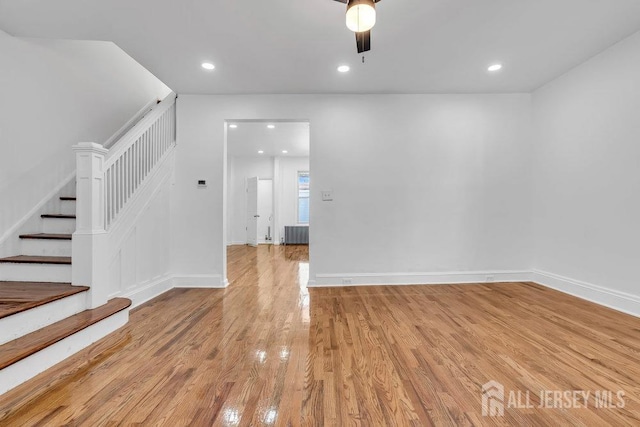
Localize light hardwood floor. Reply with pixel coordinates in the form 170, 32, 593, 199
1, 244, 639, 425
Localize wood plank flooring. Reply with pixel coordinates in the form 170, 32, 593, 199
1, 245, 640, 425
19, 234, 72, 240
0, 256, 71, 265
0, 298, 131, 370
0, 282, 88, 319
40, 214, 76, 219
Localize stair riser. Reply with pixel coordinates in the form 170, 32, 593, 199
0, 292, 87, 345
21, 239, 72, 257
42, 218, 76, 234
0, 263, 71, 283
0, 309, 128, 395
60, 200, 77, 216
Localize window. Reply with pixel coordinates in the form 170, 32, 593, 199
297, 171, 310, 224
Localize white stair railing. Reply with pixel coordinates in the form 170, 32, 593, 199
72, 93, 177, 308
104, 97, 176, 228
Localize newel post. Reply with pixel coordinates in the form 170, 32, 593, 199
72, 142, 109, 309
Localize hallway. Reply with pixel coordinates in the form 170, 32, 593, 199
1, 245, 639, 425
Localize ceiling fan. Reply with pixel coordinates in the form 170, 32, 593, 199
333, 0, 382, 53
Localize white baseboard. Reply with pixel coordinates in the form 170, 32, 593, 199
0, 309, 128, 395
122, 275, 174, 309
310, 269, 640, 318
532, 270, 640, 318
172, 274, 228, 288
310, 270, 532, 287
120, 273, 227, 308
227, 241, 246, 246
115, 273, 227, 310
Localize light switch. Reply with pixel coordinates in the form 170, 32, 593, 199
321, 190, 333, 201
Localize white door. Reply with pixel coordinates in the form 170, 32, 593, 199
258, 180, 273, 244
246, 177, 259, 247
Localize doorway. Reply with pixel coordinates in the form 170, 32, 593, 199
224, 120, 310, 284
246, 177, 273, 246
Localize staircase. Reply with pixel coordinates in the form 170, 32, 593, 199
0, 194, 131, 395
0, 92, 176, 396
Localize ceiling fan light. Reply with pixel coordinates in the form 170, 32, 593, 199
346, 0, 376, 33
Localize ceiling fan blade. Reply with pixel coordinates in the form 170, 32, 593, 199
356, 30, 371, 53
333, 0, 348, 3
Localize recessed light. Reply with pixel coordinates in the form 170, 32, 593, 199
337, 65, 350, 73
282, 150, 288, 154
487, 63, 503, 72
267, 124, 275, 129
201, 62, 215, 70
258, 150, 264, 154
228, 124, 237, 129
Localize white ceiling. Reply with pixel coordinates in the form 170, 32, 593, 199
2, 0, 640, 94
227, 121, 310, 158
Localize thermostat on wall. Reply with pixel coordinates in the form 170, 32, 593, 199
198, 180, 207, 187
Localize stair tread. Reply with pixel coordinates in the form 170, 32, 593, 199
19, 233, 72, 240
0, 256, 72, 265
0, 282, 89, 320
0, 298, 131, 370
41, 214, 76, 219
60, 197, 76, 201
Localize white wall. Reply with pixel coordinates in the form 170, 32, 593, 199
174, 94, 532, 286
532, 31, 640, 314
0, 30, 171, 244
107, 153, 174, 307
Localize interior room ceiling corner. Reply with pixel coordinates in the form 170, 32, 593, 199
2, 0, 640, 94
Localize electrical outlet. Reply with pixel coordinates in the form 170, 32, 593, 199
321, 190, 333, 201
342, 278, 353, 285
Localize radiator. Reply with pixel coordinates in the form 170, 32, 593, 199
284, 226, 309, 245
